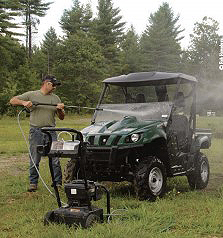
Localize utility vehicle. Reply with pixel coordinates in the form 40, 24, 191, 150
65, 72, 211, 201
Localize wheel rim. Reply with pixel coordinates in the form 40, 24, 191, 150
148, 167, 163, 195
200, 160, 208, 182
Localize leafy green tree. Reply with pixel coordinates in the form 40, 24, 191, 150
182, 17, 223, 114
0, 1, 29, 114
0, 74, 18, 115
0, 49, 39, 115
31, 45, 48, 78
139, 2, 184, 71
54, 31, 106, 108
60, 0, 93, 36
93, 0, 126, 75
19, 0, 52, 58
0, 37, 26, 92
120, 25, 140, 74
0, 1, 44, 114
184, 17, 221, 77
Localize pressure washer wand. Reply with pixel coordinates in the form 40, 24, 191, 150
31, 102, 103, 111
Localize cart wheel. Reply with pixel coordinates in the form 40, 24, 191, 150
43, 211, 54, 225
84, 214, 100, 228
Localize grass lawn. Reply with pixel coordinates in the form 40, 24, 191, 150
0, 114, 223, 237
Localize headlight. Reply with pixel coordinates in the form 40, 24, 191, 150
131, 133, 140, 143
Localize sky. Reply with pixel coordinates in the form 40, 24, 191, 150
33, 0, 223, 49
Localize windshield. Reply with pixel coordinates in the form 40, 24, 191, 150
95, 102, 172, 122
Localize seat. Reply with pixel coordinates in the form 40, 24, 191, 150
135, 93, 146, 103
174, 92, 185, 108
168, 114, 189, 152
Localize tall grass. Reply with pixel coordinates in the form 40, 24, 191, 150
0, 115, 223, 237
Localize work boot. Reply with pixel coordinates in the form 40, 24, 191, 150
28, 184, 37, 192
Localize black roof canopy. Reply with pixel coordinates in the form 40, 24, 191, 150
103, 72, 197, 86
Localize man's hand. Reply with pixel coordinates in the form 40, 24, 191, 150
22, 101, 33, 108
56, 103, 64, 110
10, 97, 33, 108
56, 103, 65, 120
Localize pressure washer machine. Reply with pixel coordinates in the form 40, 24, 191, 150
37, 127, 110, 228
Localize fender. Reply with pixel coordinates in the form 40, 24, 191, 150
195, 135, 211, 149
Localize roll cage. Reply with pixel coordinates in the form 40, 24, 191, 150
92, 72, 197, 128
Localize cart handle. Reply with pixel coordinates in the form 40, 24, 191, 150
41, 127, 83, 142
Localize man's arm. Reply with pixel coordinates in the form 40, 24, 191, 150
56, 103, 65, 120
10, 96, 33, 108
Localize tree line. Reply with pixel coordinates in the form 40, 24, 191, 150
0, 0, 223, 115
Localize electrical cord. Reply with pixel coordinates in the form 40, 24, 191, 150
17, 108, 66, 205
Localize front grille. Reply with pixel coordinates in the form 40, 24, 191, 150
112, 136, 121, 145
87, 135, 122, 146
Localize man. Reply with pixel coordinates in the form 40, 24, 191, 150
10, 75, 65, 192
174, 91, 186, 115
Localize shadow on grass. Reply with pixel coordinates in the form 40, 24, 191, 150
101, 181, 136, 199
102, 177, 192, 200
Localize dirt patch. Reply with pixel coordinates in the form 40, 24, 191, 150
0, 155, 28, 175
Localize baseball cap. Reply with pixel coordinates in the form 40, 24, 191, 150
42, 75, 61, 86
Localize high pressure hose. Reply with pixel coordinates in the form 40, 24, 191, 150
17, 108, 66, 205
16, 101, 99, 199
17, 104, 128, 220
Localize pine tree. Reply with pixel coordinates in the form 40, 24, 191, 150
41, 26, 59, 74
19, 0, 52, 58
0, 0, 21, 35
60, 0, 93, 36
139, 2, 184, 72
0, 0, 22, 70
93, 0, 126, 75
0, 0, 25, 95
120, 25, 140, 73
